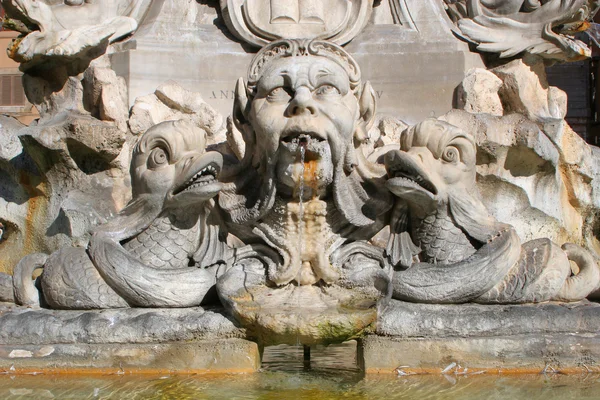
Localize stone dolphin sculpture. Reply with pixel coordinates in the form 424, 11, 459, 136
385, 118, 600, 304
1, 120, 228, 308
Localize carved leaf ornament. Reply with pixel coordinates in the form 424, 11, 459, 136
446, 0, 600, 61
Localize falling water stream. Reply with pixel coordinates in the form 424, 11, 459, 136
296, 143, 310, 368
297, 144, 306, 272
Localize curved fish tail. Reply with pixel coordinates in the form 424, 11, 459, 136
12, 253, 48, 307
555, 243, 600, 302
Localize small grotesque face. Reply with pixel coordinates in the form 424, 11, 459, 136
248, 55, 360, 200
131, 120, 223, 207
385, 119, 476, 209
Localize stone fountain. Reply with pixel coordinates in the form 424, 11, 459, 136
1, 0, 600, 374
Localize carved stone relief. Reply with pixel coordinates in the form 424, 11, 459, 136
445, 0, 600, 61
1, 0, 600, 352
220, 0, 374, 47
2, 0, 150, 70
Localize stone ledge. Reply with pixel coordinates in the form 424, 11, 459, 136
0, 305, 242, 345
0, 340, 260, 374
359, 334, 600, 374
366, 300, 600, 374
378, 300, 600, 338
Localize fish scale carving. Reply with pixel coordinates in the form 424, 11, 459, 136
414, 207, 476, 265
123, 216, 201, 270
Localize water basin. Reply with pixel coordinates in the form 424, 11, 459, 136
1, 342, 600, 399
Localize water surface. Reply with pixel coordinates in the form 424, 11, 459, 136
2, 342, 600, 399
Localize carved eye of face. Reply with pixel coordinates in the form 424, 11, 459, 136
314, 84, 340, 97
267, 87, 292, 102
147, 147, 169, 169
442, 146, 460, 164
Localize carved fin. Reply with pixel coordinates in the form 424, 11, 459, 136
194, 207, 230, 269
92, 196, 161, 242
387, 232, 421, 270
334, 162, 393, 228
90, 232, 220, 307
392, 229, 521, 303
333, 167, 374, 227
385, 201, 420, 269
448, 189, 507, 243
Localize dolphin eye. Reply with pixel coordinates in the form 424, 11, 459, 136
148, 147, 169, 169
442, 146, 460, 163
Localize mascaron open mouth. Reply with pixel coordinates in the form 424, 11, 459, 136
281, 132, 327, 154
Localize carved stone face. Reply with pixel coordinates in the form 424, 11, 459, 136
248, 56, 360, 200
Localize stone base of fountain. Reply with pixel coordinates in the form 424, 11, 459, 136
3, 300, 600, 374
0, 304, 259, 374
361, 300, 600, 373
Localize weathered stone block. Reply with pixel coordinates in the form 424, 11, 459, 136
0, 340, 260, 374
359, 300, 600, 373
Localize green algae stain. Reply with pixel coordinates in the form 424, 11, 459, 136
316, 318, 376, 345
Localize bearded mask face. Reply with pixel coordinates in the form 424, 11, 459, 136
250, 56, 360, 199
223, 39, 391, 228
233, 40, 376, 202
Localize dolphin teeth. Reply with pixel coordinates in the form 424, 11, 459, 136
176, 163, 220, 194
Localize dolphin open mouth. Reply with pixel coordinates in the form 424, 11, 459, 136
386, 151, 437, 196
173, 151, 223, 198
175, 163, 220, 194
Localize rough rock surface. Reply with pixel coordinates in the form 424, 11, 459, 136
83, 57, 130, 132
129, 81, 225, 142
0, 53, 134, 274
491, 57, 567, 121
455, 68, 503, 116
0, 305, 242, 345
0, 112, 131, 274
446, 58, 600, 255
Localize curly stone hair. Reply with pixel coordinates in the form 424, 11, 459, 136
246, 39, 362, 97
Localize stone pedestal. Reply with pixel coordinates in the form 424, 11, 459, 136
360, 300, 600, 374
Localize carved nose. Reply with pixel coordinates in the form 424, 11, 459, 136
288, 87, 318, 117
